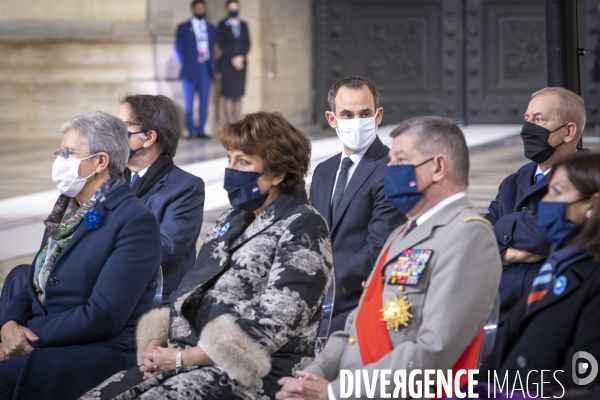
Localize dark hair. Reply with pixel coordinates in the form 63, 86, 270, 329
549, 152, 600, 259
217, 112, 311, 195
191, 0, 206, 8
119, 94, 183, 158
226, 0, 239, 6
327, 75, 380, 114
390, 116, 470, 186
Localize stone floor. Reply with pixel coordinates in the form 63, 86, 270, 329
1, 131, 599, 291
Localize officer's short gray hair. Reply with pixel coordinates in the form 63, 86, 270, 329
531, 87, 586, 138
390, 116, 469, 186
60, 111, 129, 176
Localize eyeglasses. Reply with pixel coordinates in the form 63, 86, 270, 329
53, 148, 89, 159
128, 131, 146, 138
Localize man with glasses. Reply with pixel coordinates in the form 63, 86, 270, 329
484, 87, 585, 335
118, 94, 205, 303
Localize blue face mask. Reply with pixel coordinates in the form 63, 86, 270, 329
128, 131, 144, 159
537, 198, 588, 248
223, 168, 269, 212
384, 158, 434, 215
228, 10, 239, 18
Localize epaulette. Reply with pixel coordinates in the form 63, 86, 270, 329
464, 216, 493, 229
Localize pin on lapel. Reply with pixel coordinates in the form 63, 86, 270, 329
553, 275, 567, 295
219, 222, 230, 237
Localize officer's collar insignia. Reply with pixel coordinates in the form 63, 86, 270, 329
380, 295, 413, 331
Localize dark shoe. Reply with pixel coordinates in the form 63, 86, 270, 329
196, 134, 212, 140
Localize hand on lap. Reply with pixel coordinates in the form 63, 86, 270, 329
276, 371, 329, 399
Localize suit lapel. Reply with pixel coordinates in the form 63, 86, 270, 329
331, 159, 376, 233
515, 164, 547, 210
330, 137, 387, 233
139, 173, 168, 204
313, 154, 340, 228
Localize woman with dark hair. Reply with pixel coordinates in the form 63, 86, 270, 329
218, 0, 250, 121
483, 151, 600, 393
83, 112, 333, 399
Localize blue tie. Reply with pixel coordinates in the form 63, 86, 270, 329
534, 173, 544, 183
130, 173, 140, 188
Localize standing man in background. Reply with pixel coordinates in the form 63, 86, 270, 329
175, 0, 217, 139
309, 76, 406, 333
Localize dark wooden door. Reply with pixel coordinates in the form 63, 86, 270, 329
314, 0, 555, 125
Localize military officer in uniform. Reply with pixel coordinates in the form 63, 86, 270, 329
276, 116, 502, 399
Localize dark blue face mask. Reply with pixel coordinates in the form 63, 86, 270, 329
128, 131, 144, 160
223, 168, 269, 212
537, 198, 588, 248
194, 13, 205, 20
384, 158, 434, 215
228, 10, 239, 18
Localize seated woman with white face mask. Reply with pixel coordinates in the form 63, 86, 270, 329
84, 111, 333, 400
482, 151, 600, 394
0, 111, 162, 400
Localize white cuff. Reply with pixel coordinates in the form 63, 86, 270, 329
328, 383, 337, 400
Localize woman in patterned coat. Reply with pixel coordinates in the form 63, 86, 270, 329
83, 112, 333, 400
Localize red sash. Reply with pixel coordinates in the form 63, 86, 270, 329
438, 329, 484, 400
355, 225, 406, 365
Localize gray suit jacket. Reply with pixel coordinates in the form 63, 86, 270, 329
305, 196, 502, 398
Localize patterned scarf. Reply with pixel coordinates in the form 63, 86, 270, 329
33, 174, 126, 306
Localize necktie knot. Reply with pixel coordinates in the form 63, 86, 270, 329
341, 157, 354, 171
534, 173, 544, 183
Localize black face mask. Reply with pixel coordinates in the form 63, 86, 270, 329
194, 13, 205, 20
520, 121, 567, 164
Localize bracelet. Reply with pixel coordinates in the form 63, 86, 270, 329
175, 349, 183, 368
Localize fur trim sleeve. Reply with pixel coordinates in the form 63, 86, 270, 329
135, 307, 170, 364
200, 314, 271, 387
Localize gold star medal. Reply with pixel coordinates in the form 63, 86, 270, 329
380, 295, 413, 331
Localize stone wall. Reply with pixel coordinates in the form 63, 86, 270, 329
0, 0, 312, 139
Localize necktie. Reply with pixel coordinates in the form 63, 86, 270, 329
130, 173, 140, 188
331, 157, 354, 217
534, 173, 544, 183
405, 220, 418, 235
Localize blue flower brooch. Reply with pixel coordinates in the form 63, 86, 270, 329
84, 210, 102, 230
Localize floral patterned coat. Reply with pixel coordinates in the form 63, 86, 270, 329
84, 189, 333, 400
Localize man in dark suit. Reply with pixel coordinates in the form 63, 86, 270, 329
175, 0, 217, 138
118, 94, 205, 302
485, 87, 585, 330
309, 76, 406, 333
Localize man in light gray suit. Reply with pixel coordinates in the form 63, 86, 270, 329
277, 116, 502, 399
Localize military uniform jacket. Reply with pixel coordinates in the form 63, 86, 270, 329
305, 196, 502, 399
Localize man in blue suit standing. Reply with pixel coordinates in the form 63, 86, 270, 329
175, 0, 217, 138
309, 76, 406, 333
118, 94, 205, 302
485, 87, 585, 331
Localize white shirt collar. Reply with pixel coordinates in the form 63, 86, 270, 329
132, 166, 149, 181
535, 165, 551, 177
415, 192, 466, 226
339, 146, 368, 167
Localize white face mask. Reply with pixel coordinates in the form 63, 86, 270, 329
52, 154, 98, 197
333, 112, 379, 152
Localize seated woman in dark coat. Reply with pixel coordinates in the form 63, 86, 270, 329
83, 112, 333, 400
0, 111, 162, 400
484, 151, 600, 393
